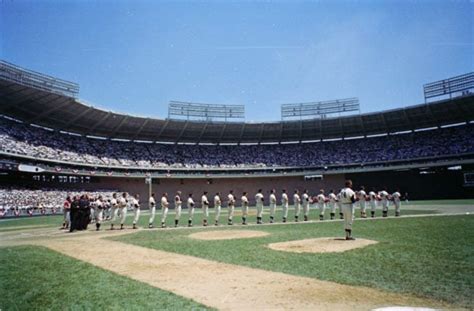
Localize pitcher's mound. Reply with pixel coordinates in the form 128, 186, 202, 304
267, 237, 378, 253
189, 230, 269, 240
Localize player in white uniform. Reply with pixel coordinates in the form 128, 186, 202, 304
337, 190, 344, 219
241, 192, 249, 225
328, 190, 338, 220
378, 188, 390, 217
174, 191, 182, 227
187, 193, 195, 227
358, 186, 368, 218
109, 193, 118, 230
255, 189, 264, 224
281, 189, 289, 223
117, 192, 128, 230
201, 191, 210, 226
293, 190, 301, 222
214, 192, 222, 226
302, 190, 310, 221
62, 197, 71, 229
269, 189, 277, 223
227, 190, 236, 225
160, 193, 169, 228
89, 197, 96, 224
132, 194, 140, 229
94, 196, 104, 231
340, 180, 357, 240
392, 189, 402, 217
316, 190, 326, 221
368, 188, 378, 218
148, 193, 156, 228
105, 199, 112, 220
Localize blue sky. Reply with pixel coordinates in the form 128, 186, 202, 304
1, 0, 473, 121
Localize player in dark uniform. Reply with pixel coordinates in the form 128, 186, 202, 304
79, 194, 91, 230
69, 196, 80, 232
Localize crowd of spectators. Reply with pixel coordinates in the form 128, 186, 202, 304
0, 187, 116, 216
0, 117, 473, 168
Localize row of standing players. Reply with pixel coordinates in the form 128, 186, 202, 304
62, 183, 402, 239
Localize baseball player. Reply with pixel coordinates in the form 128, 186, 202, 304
109, 193, 118, 230
369, 188, 378, 218
161, 193, 169, 228
214, 192, 221, 226
148, 193, 156, 228
174, 191, 182, 227
201, 191, 210, 226
62, 196, 71, 229
255, 189, 264, 224
302, 189, 310, 221
89, 197, 95, 224
104, 199, 112, 220
378, 188, 390, 217
94, 195, 104, 231
227, 190, 236, 225
358, 186, 368, 218
328, 189, 338, 220
337, 189, 344, 219
269, 189, 277, 223
241, 192, 249, 225
316, 190, 326, 221
281, 189, 289, 222
293, 190, 301, 222
340, 180, 356, 240
187, 193, 195, 227
392, 189, 402, 217
132, 194, 140, 229
117, 192, 128, 230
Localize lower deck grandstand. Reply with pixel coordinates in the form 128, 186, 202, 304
1, 116, 473, 169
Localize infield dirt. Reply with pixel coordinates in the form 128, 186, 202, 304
267, 237, 378, 253
40, 232, 451, 310
188, 229, 269, 240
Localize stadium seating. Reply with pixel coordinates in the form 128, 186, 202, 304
0, 187, 117, 212
0, 117, 472, 169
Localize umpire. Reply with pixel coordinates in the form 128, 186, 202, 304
69, 196, 80, 232
79, 194, 91, 230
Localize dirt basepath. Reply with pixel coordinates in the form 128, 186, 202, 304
189, 230, 269, 240
40, 235, 450, 311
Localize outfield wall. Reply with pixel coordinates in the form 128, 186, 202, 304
0, 173, 345, 207
1, 164, 473, 204
98, 174, 345, 206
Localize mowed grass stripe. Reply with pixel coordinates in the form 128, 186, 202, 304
114, 215, 474, 308
0, 245, 212, 311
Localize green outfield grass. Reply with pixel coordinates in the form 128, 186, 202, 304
0, 215, 64, 231
0, 245, 212, 311
113, 215, 474, 308
0, 206, 436, 231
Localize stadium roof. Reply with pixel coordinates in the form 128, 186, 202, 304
0, 76, 473, 144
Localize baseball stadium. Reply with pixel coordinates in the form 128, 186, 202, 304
1, 1, 473, 311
